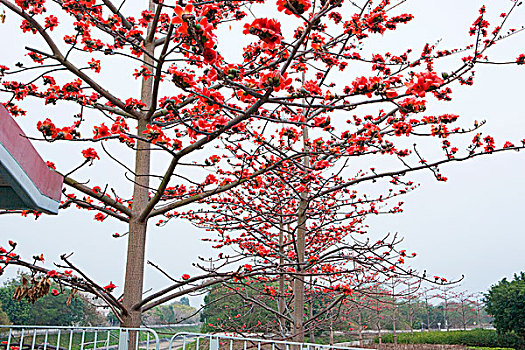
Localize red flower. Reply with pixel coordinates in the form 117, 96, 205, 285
405, 71, 444, 97
124, 98, 146, 110
47, 270, 59, 277
202, 48, 218, 64
399, 97, 426, 115
259, 71, 292, 92
94, 213, 106, 221
93, 123, 111, 139
171, 4, 194, 34
133, 66, 152, 80
517, 54, 525, 65
385, 89, 398, 99
243, 18, 283, 49
104, 281, 116, 292
88, 58, 101, 73
81, 148, 100, 160
34, 253, 44, 262
44, 15, 59, 31
182, 274, 190, 280
20, 20, 37, 34
314, 115, 330, 128
28, 52, 44, 64
277, 0, 311, 16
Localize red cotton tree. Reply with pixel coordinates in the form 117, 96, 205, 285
0, 0, 524, 334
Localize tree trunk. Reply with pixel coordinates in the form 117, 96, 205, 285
309, 275, 315, 343
392, 283, 397, 345
292, 125, 309, 342
377, 300, 382, 344
461, 301, 466, 330
445, 297, 449, 332
358, 311, 364, 347
329, 316, 334, 345
293, 200, 306, 342
426, 294, 431, 332
121, 0, 155, 331
278, 221, 287, 336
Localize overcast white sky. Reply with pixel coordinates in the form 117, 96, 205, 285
1, 0, 525, 307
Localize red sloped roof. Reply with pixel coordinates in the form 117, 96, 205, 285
0, 105, 62, 208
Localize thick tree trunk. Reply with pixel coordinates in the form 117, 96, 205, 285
122, 219, 148, 328
309, 275, 314, 343
121, 0, 155, 331
292, 203, 306, 342
278, 221, 287, 336
292, 126, 309, 342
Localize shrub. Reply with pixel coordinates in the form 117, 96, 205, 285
375, 330, 525, 349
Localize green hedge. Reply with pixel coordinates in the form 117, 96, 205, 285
376, 329, 525, 349
467, 347, 515, 350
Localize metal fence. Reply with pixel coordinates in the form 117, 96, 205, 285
0, 327, 364, 350
168, 333, 363, 350
0, 326, 159, 350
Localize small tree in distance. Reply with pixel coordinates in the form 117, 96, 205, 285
0, 0, 524, 337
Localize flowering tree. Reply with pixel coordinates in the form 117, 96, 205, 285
0, 0, 524, 335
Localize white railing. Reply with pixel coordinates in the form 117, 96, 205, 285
1, 327, 365, 350
168, 333, 363, 350
0, 326, 159, 350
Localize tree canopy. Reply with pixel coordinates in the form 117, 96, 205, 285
0, 276, 105, 326
485, 272, 525, 338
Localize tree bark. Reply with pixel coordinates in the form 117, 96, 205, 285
309, 275, 314, 343
292, 125, 309, 342
425, 292, 431, 332
392, 282, 398, 345
358, 311, 364, 347
121, 0, 155, 330
293, 199, 306, 342
278, 221, 287, 336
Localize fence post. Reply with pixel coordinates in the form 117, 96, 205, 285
119, 329, 129, 350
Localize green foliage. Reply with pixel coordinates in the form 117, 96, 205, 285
0, 301, 10, 325
142, 301, 198, 325
376, 329, 525, 349
108, 300, 199, 326
200, 282, 280, 333
467, 347, 515, 350
0, 277, 105, 326
485, 273, 525, 338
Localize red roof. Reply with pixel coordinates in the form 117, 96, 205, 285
0, 105, 62, 213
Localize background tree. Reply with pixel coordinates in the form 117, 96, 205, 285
142, 300, 199, 325
0, 275, 105, 326
0, 302, 9, 325
485, 272, 525, 339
